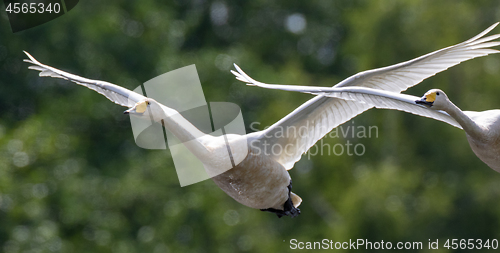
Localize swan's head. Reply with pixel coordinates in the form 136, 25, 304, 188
415, 89, 448, 110
124, 99, 163, 120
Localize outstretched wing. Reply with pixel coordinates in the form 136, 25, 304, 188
24, 51, 146, 107
240, 84, 463, 129
234, 22, 499, 170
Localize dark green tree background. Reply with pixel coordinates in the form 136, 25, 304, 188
1, 0, 500, 252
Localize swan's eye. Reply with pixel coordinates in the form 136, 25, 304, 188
147, 101, 150, 105
436, 92, 440, 96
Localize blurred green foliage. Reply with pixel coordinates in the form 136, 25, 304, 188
1, 0, 500, 252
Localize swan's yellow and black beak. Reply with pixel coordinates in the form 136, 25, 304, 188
415, 92, 436, 107
124, 101, 149, 114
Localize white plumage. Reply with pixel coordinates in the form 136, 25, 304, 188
239, 83, 500, 172
25, 23, 500, 217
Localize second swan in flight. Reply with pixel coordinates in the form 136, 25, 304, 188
232, 74, 500, 172
234, 59, 500, 172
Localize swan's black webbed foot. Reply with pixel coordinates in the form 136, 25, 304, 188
260, 180, 301, 218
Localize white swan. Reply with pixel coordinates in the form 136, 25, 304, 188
24, 23, 500, 217
231, 77, 500, 172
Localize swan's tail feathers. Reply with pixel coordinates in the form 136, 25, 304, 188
291, 192, 302, 208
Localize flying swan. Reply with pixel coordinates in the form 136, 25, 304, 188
24, 23, 500, 217
232, 74, 500, 171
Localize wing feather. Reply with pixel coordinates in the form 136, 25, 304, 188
24, 51, 146, 107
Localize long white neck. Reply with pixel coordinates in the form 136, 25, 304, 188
156, 104, 213, 159
443, 100, 486, 141
148, 103, 249, 185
